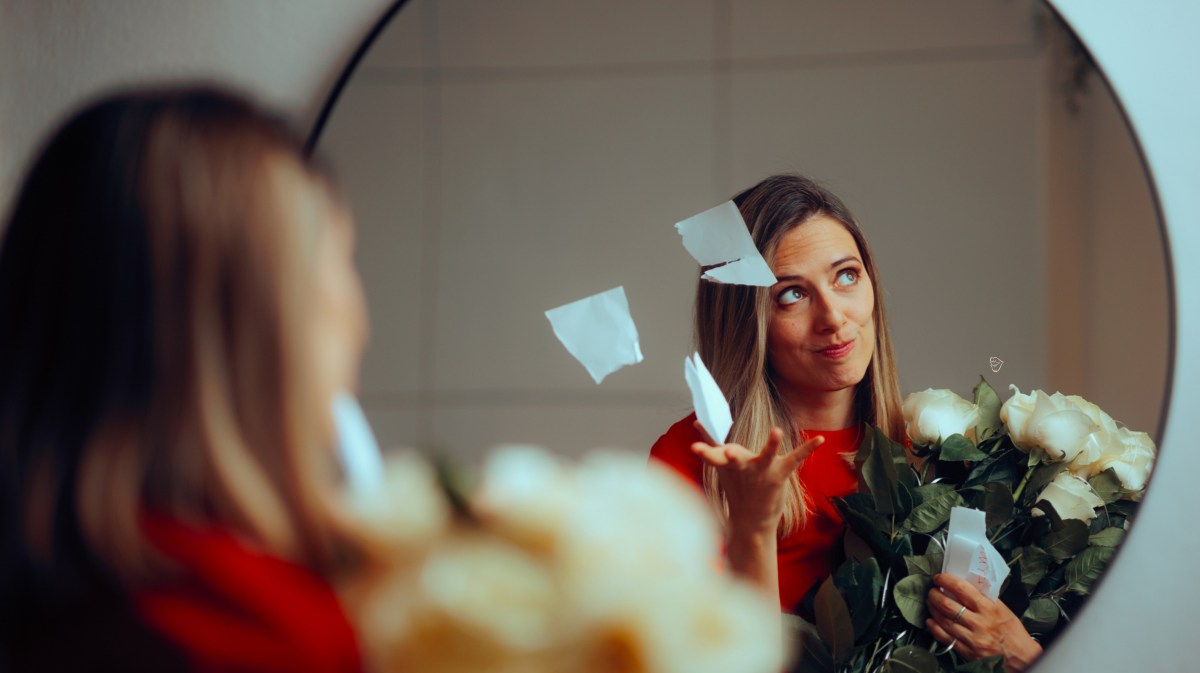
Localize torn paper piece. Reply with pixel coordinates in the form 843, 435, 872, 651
675, 200, 777, 287
941, 506, 1010, 601
333, 391, 385, 497
545, 286, 644, 384
685, 352, 733, 444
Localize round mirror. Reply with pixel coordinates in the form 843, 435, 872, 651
311, 0, 1168, 466
309, 0, 1171, 670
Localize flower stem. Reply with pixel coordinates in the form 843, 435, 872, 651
1012, 463, 1038, 503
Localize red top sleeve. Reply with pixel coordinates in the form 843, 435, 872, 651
134, 516, 363, 673
649, 414, 860, 613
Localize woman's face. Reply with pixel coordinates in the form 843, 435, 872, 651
303, 175, 370, 401
766, 214, 875, 404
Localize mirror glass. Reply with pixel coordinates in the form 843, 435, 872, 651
312, 0, 1168, 465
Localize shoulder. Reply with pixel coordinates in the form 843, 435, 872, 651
136, 516, 363, 673
649, 413, 704, 487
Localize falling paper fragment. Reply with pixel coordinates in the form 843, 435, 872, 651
545, 286, 644, 384
675, 200, 777, 287
941, 507, 1010, 601
684, 352, 733, 444
333, 391, 385, 496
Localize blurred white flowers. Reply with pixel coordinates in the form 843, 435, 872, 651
345, 446, 784, 673
902, 388, 980, 445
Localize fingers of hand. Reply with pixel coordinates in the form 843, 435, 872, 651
761, 427, 785, 457
691, 442, 730, 467
932, 574, 986, 612
784, 434, 824, 469
927, 587, 973, 626
691, 420, 717, 446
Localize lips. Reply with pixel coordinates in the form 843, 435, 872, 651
818, 338, 855, 358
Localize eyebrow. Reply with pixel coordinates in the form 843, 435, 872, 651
772, 255, 862, 284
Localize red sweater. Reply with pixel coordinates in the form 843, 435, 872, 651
134, 516, 363, 673
649, 413, 859, 612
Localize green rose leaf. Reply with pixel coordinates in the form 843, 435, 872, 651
973, 376, 1002, 441
885, 645, 938, 673
1065, 546, 1117, 594
1088, 469, 1124, 505
860, 426, 901, 515
814, 576, 855, 664
983, 482, 1014, 530
893, 574, 932, 628
834, 558, 882, 641
1039, 519, 1090, 561
904, 554, 938, 578
911, 482, 956, 506
1021, 597, 1061, 635
1020, 463, 1066, 507
964, 446, 1022, 489
1016, 545, 1050, 592
835, 493, 893, 559
844, 530, 875, 563
903, 489, 964, 534
1088, 527, 1126, 548
939, 434, 987, 462
1108, 500, 1139, 518
904, 543, 945, 578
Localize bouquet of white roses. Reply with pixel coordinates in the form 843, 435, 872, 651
794, 378, 1155, 673
341, 447, 785, 673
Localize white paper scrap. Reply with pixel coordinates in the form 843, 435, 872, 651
545, 286, 644, 384
684, 352, 733, 444
333, 391, 385, 496
941, 507, 1010, 601
675, 200, 778, 287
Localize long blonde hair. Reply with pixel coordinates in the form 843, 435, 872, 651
0, 86, 355, 597
694, 174, 904, 535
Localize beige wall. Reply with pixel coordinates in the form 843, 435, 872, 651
314, 0, 1168, 461
0, 0, 390, 212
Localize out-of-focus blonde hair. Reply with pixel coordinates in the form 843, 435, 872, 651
694, 174, 904, 535
0, 86, 356, 596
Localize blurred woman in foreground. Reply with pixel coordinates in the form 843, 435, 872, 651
0, 86, 369, 672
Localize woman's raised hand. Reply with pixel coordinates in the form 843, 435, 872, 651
925, 573, 1043, 673
689, 424, 824, 536
689, 425, 823, 596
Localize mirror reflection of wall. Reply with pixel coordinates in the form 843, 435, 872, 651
314, 0, 1167, 462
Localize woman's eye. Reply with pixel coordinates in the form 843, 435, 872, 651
836, 269, 859, 286
778, 288, 805, 305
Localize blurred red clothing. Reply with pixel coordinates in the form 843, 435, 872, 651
135, 516, 363, 673
649, 413, 860, 613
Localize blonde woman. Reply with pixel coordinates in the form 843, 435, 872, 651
0, 86, 368, 672
650, 175, 1041, 672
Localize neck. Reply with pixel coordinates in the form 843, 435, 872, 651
778, 386, 857, 431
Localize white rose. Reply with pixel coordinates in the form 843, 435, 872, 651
902, 389, 980, 445
473, 445, 579, 556
1064, 394, 1120, 434
356, 533, 559, 673
1001, 387, 1097, 464
1033, 472, 1104, 522
563, 579, 783, 673
349, 449, 449, 551
558, 452, 722, 588
1077, 428, 1155, 494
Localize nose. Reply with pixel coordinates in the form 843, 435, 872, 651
812, 289, 847, 333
